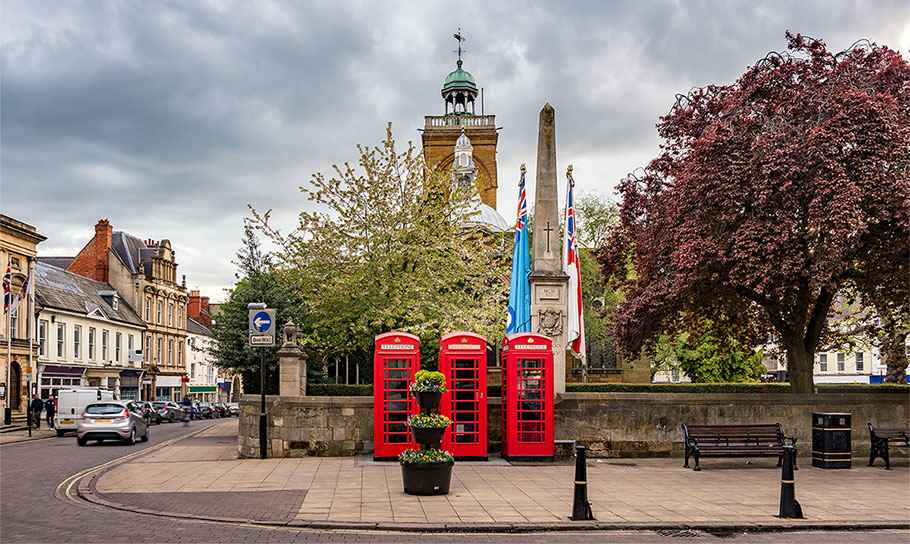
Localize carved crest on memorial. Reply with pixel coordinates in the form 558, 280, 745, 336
538, 309, 563, 337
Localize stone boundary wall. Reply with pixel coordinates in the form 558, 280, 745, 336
239, 392, 908, 458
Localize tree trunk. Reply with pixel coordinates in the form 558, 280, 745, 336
784, 337, 815, 394
883, 330, 908, 383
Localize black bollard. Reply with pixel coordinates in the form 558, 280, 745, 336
570, 444, 594, 521
777, 441, 803, 519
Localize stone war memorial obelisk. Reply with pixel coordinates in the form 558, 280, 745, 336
530, 103, 569, 394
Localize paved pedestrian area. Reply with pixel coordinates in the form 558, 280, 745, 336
95, 419, 910, 526
0, 427, 57, 444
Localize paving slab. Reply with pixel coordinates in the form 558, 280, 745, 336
93, 418, 910, 529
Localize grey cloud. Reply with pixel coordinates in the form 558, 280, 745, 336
2, 0, 907, 297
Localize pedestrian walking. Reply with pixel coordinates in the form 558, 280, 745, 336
29, 395, 43, 430
181, 396, 192, 427
44, 396, 56, 428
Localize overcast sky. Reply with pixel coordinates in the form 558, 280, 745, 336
3, 1, 908, 301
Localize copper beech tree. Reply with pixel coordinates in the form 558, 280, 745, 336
599, 33, 910, 393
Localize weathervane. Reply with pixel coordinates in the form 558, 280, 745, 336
453, 28, 466, 66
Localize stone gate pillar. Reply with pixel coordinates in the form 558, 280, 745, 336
278, 321, 307, 397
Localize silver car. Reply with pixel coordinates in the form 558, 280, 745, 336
77, 400, 149, 446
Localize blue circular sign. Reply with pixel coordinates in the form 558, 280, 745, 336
253, 311, 272, 333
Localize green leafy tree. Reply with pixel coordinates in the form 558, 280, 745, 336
653, 318, 766, 383
251, 124, 510, 372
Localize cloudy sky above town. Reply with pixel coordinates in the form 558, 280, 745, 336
3, 1, 908, 300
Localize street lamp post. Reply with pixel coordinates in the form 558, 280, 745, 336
247, 302, 268, 459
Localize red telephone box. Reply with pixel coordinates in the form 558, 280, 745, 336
501, 333, 554, 460
439, 332, 488, 460
373, 332, 420, 459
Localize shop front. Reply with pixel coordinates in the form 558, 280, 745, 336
188, 385, 216, 402
38, 364, 86, 400
155, 374, 183, 401
85, 367, 122, 398
120, 370, 143, 400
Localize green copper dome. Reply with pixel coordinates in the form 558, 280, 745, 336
442, 62, 478, 95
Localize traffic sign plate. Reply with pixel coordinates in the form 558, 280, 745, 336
249, 308, 276, 347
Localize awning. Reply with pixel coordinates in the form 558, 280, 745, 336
189, 385, 217, 393
156, 375, 183, 387
41, 365, 86, 376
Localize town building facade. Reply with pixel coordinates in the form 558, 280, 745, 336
186, 290, 217, 401
34, 262, 146, 399
65, 219, 189, 400
1, 215, 46, 422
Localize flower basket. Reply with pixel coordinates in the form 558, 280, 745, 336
401, 460, 454, 495
414, 391, 442, 413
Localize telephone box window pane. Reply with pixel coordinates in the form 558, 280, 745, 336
385, 391, 407, 401
386, 380, 407, 390
386, 359, 408, 369
386, 369, 407, 379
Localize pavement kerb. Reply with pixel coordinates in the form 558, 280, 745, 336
70, 427, 910, 534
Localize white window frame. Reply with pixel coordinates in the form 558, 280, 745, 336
819, 353, 827, 372
102, 330, 109, 361
855, 352, 864, 372
38, 319, 48, 357
56, 322, 66, 358
115, 332, 122, 362
88, 327, 96, 360
73, 324, 82, 359
837, 353, 845, 372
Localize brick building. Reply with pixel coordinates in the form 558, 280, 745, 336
65, 219, 188, 400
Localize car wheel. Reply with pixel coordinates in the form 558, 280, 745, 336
127, 428, 136, 445
77, 437, 87, 447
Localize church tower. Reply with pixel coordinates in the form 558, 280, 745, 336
422, 32, 499, 209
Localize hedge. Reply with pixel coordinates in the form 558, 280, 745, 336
307, 382, 908, 397
563, 382, 909, 394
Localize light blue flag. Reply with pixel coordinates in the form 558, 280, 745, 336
506, 167, 532, 334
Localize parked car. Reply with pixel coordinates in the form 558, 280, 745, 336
127, 401, 155, 427
226, 402, 240, 417
77, 401, 149, 446
151, 401, 184, 423
54, 388, 116, 437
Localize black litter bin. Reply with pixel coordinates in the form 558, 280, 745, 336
812, 412, 852, 469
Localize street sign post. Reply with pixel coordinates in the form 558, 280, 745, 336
247, 303, 271, 460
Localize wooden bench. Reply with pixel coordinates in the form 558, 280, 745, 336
681, 423, 791, 471
868, 422, 910, 470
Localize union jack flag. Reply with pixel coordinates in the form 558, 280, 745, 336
514, 171, 528, 234
564, 166, 586, 360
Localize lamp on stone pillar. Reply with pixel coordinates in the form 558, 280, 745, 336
278, 320, 308, 397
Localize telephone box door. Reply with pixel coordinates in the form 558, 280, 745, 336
501, 333, 554, 459
440, 332, 488, 459
373, 332, 420, 459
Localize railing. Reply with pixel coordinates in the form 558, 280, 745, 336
424, 114, 496, 128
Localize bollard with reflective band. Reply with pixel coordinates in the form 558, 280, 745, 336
570, 444, 594, 520
778, 440, 803, 519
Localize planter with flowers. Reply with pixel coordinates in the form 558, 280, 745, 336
399, 370, 454, 495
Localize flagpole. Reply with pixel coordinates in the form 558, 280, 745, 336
5, 258, 12, 423
27, 259, 34, 403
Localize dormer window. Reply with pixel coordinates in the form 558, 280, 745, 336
112, 296, 119, 311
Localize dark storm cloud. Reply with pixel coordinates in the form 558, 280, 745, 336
2, 0, 907, 297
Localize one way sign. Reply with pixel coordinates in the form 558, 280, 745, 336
249, 308, 276, 347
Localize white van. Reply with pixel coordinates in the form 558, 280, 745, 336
54, 388, 115, 436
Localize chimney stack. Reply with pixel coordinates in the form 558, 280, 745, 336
94, 218, 113, 282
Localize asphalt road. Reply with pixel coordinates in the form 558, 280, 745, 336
1, 419, 906, 544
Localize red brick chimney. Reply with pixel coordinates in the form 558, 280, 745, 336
187, 290, 212, 328
94, 219, 113, 282
68, 218, 113, 282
